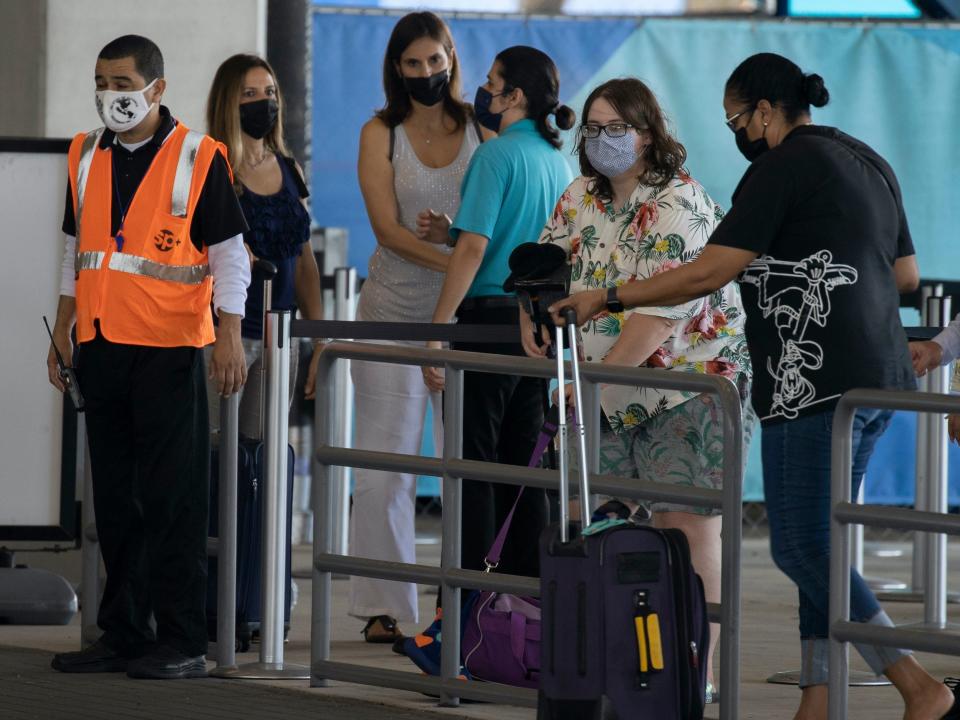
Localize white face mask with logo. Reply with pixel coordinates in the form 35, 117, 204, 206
95, 79, 158, 133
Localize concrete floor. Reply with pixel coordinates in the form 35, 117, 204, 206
1, 524, 959, 720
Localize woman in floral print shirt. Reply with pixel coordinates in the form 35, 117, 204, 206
522, 78, 752, 698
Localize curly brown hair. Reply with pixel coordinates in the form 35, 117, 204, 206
576, 78, 687, 200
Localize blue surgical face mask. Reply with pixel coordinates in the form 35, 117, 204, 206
474, 85, 508, 133
584, 131, 641, 179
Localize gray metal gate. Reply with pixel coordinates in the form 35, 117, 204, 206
307, 337, 746, 719
829, 388, 960, 719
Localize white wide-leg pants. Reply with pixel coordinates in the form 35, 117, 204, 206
348, 348, 442, 624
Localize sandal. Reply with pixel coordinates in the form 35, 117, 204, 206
361, 615, 403, 644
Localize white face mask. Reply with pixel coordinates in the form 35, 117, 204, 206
95, 79, 158, 133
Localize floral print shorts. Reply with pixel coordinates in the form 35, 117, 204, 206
596, 390, 755, 517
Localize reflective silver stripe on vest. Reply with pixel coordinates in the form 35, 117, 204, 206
107, 252, 210, 285
170, 130, 205, 218
76, 251, 105, 271
75, 128, 104, 230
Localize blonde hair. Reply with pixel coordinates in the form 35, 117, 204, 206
206, 53, 290, 191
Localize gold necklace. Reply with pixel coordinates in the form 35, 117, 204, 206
246, 150, 270, 169
415, 120, 443, 146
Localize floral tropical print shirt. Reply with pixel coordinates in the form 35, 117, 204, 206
538, 173, 752, 432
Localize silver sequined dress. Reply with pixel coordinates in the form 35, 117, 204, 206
356, 123, 481, 333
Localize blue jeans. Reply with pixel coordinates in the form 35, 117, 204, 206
762, 408, 907, 686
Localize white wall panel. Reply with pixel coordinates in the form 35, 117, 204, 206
45, 0, 267, 137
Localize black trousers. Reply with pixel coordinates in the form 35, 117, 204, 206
453, 304, 550, 579
78, 330, 209, 657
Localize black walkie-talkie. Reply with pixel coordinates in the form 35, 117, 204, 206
43, 316, 84, 412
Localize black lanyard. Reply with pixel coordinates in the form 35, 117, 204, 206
111, 148, 137, 253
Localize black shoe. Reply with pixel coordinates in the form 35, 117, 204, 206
943, 678, 960, 719
51, 639, 128, 673
126, 645, 207, 680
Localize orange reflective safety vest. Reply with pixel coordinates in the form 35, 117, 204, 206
67, 121, 227, 347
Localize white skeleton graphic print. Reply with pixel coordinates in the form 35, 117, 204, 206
739, 250, 858, 420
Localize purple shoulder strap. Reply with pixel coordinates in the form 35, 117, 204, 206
482, 407, 563, 570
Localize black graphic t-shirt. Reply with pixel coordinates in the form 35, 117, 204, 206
709, 125, 916, 425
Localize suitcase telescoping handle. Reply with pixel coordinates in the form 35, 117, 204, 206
255, 258, 278, 440
555, 307, 591, 542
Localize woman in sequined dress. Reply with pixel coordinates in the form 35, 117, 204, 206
352, 12, 491, 645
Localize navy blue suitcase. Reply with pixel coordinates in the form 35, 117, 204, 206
534, 315, 709, 720
538, 523, 709, 719
207, 439, 295, 652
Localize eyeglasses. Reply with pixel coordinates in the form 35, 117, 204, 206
724, 108, 752, 133
581, 122, 635, 139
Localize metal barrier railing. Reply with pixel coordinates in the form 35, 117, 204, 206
302, 333, 745, 719
829, 388, 960, 720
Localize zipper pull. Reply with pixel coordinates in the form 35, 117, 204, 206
690, 641, 699, 670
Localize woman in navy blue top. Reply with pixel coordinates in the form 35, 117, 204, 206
206, 53, 323, 439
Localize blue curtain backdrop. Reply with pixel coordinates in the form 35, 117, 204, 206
310, 11, 960, 502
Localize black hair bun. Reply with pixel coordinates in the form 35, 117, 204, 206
803, 73, 830, 108
554, 104, 576, 131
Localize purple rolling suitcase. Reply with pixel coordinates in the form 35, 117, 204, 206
536, 310, 709, 720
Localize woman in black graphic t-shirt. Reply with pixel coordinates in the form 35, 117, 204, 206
550, 54, 953, 720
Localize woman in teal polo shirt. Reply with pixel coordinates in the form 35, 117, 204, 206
419, 45, 574, 579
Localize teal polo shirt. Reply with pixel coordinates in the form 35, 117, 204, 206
450, 118, 573, 298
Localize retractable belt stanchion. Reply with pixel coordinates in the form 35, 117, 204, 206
331, 267, 356, 557
907, 295, 960, 630
209, 393, 239, 673
878, 285, 938, 603
79, 416, 101, 647
224, 310, 309, 679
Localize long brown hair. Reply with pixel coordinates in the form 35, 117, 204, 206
577, 78, 687, 200
206, 53, 290, 189
375, 12, 469, 130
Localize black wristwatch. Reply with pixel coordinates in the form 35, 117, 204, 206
606, 286, 624, 313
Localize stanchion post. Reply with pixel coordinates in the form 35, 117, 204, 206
439, 364, 464, 707
718, 380, 743, 720
221, 310, 308, 679
331, 267, 357, 556
912, 286, 937, 592
828, 401, 855, 720
214, 393, 239, 670
261, 310, 301, 671
923, 295, 951, 627
852, 484, 864, 575
79, 416, 100, 647
311, 347, 336, 688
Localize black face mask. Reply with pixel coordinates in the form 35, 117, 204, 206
403, 70, 449, 107
474, 85, 508, 133
239, 99, 279, 140
735, 125, 769, 162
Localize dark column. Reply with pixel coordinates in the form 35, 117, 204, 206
267, 0, 311, 180
0, 0, 47, 136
